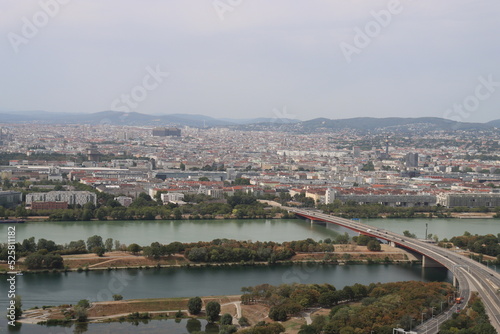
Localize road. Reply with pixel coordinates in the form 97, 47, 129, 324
286, 207, 500, 334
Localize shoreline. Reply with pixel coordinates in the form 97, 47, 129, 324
1, 244, 419, 274
20, 294, 243, 325
11, 211, 499, 223
0, 258, 420, 275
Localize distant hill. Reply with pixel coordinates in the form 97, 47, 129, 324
0, 111, 233, 127
486, 119, 500, 128
219, 117, 300, 124
0, 110, 497, 131
295, 117, 488, 131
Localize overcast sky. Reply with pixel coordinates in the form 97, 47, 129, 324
1, 0, 499, 122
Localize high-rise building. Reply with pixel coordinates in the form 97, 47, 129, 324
352, 146, 361, 158
405, 153, 419, 168
152, 127, 181, 137
87, 144, 101, 161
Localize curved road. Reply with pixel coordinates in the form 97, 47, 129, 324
287, 208, 500, 333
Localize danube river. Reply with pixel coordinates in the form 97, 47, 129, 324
0, 217, 498, 333
1, 264, 450, 333
2, 217, 499, 245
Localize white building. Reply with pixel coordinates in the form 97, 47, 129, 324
161, 192, 185, 203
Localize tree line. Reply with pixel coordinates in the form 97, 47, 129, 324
440, 293, 496, 334
317, 201, 500, 219
240, 281, 455, 334
440, 232, 500, 265
6, 189, 289, 221
1, 236, 349, 270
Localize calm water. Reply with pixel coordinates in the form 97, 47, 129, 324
2, 318, 217, 334
1, 217, 499, 246
0, 219, 341, 245
0, 264, 450, 333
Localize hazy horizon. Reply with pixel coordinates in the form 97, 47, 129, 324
1, 1, 499, 123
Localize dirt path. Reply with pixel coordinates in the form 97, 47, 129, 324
301, 308, 320, 325
86, 256, 138, 268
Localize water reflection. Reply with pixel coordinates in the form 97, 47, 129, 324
186, 318, 202, 333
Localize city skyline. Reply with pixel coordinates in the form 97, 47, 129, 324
1, 1, 500, 122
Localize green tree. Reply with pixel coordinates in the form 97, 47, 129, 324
74, 306, 88, 322
367, 240, 381, 251
219, 325, 238, 334
11, 295, 22, 320
112, 294, 123, 301
104, 238, 114, 252
77, 299, 90, 309
86, 235, 103, 252
37, 238, 57, 252
92, 246, 105, 257
188, 296, 202, 315
269, 305, 288, 321
233, 178, 250, 185
22, 237, 37, 253
24, 253, 45, 269
173, 208, 182, 220
205, 301, 221, 322
220, 313, 233, 325
127, 243, 141, 254
238, 316, 250, 327
81, 209, 93, 221
15, 206, 28, 218
361, 161, 375, 171
95, 208, 107, 220
403, 230, 416, 238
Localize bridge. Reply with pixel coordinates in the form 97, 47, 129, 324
287, 207, 500, 334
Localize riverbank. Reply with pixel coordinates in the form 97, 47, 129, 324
20, 294, 311, 334
0, 244, 418, 274
9, 207, 500, 223
18, 294, 333, 334
20, 295, 242, 324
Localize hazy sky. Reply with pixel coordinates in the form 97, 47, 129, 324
1, 0, 499, 122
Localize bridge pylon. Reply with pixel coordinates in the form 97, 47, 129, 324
422, 255, 444, 268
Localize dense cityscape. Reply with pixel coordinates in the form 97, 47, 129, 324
0, 117, 499, 333
0, 121, 499, 214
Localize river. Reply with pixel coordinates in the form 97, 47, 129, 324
1, 264, 450, 333
1, 217, 499, 246
0, 217, 498, 333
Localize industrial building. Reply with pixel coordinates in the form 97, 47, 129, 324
437, 193, 500, 208
26, 191, 97, 207
325, 188, 436, 207
0, 191, 22, 208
